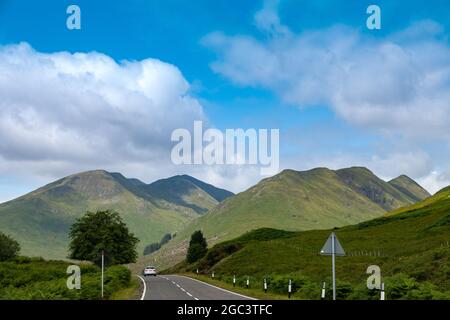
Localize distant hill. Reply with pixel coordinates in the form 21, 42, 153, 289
0, 170, 233, 259
145, 175, 234, 214
388, 175, 431, 202
139, 167, 430, 270
169, 185, 450, 299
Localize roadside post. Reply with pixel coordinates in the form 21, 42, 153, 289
381, 283, 385, 300
288, 279, 292, 299
264, 278, 267, 293
320, 232, 346, 300
321, 282, 326, 300
212, 271, 214, 279
101, 250, 104, 299
196, 268, 199, 275
233, 275, 236, 287
246, 276, 249, 289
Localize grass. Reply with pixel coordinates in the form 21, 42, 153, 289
110, 276, 141, 300
0, 170, 214, 260
0, 256, 134, 300
139, 167, 427, 271
168, 188, 450, 300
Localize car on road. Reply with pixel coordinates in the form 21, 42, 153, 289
143, 266, 157, 276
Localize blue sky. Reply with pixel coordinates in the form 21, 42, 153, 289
0, 0, 450, 199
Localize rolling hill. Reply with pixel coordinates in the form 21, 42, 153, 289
137, 167, 430, 270
0, 170, 233, 259
170, 185, 450, 299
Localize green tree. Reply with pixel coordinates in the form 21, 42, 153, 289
186, 230, 207, 263
0, 231, 20, 261
160, 233, 172, 246
143, 242, 160, 256
68, 210, 139, 266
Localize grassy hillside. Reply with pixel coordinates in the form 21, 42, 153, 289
170, 186, 450, 300
0, 256, 133, 300
388, 175, 432, 204
0, 170, 232, 259
335, 167, 422, 210
145, 174, 234, 214
137, 167, 429, 270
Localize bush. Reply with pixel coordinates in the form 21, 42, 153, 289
0, 232, 20, 261
0, 258, 131, 300
187, 231, 208, 263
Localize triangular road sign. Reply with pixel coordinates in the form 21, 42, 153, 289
320, 232, 345, 256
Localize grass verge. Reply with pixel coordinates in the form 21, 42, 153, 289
110, 276, 141, 300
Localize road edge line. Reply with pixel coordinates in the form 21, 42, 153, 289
137, 275, 146, 300
172, 275, 258, 300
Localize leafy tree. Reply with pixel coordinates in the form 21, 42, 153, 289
0, 232, 20, 261
68, 210, 139, 266
143, 233, 173, 255
160, 233, 172, 246
186, 230, 207, 263
143, 243, 160, 256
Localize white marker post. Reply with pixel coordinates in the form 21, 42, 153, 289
264, 278, 267, 293
380, 283, 385, 300
246, 277, 249, 289
196, 268, 199, 275
321, 282, 326, 299
288, 279, 292, 299
233, 275, 236, 287
320, 232, 345, 301
101, 250, 104, 299
212, 271, 214, 279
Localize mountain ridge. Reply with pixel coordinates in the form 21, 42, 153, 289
0, 170, 233, 259
140, 166, 430, 270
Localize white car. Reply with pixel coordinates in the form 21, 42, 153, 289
143, 266, 157, 276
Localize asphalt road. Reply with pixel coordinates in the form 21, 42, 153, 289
140, 275, 255, 300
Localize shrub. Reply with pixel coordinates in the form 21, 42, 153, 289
0, 232, 20, 261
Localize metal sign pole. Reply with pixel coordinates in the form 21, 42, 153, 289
320, 231, 345, 301
331, 233, 336, 301
101, 250, 104, 299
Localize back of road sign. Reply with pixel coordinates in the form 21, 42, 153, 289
320, 232, 346, 256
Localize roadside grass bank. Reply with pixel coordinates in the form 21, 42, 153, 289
110, 276, 141, 300
0, 256, 133, 300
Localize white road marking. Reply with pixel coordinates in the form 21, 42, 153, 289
136, 275, 147, 301
171, 275, 257, 300
158, 275, 199, 300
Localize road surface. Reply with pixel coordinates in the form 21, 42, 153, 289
139, 275, 255, 300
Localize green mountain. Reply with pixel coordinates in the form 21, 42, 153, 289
138, 167, 430, 270
170, 185, 450, 299
388, 175, 431, 202
145, 175, 234, 214
0, 170, 233, 259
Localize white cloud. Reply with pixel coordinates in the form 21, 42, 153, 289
253, 0, 290, 36
0, 43, 274, 198
0, 42, 205, 184
417, 171, 450, 195
203, 22, 450, 140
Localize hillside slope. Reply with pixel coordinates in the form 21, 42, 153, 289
388, 175, 431, 202
171, 186, 450, 299
137, 167, 429, 270
0, 170, 233, 259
